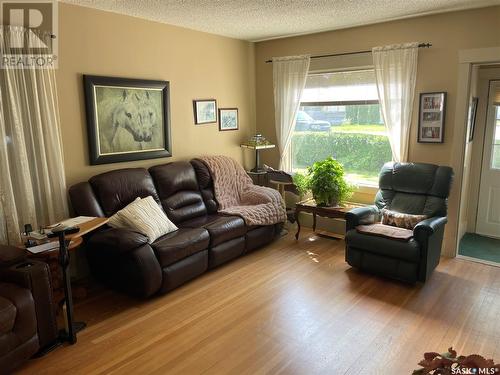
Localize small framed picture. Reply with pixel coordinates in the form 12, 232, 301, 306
219, 108, 239, 131
193, 99, 217, 124
418, 92, 447, 143
467, 97, 479, 142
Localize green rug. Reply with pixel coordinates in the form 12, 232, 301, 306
458, 233, 500, 263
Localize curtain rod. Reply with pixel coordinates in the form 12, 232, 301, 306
264, 43, 432, 63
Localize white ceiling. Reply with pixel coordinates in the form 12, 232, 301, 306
61, 0, 500, 41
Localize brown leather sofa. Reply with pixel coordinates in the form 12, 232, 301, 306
69, 159, 282, 298
0, 246, 58, 374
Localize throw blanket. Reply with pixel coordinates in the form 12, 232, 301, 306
199, 155, 287, 226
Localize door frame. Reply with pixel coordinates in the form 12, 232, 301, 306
452, 47, 500, 258
475, 80, 500, 238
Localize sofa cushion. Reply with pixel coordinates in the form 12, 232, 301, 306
89, 168, 160, 217
179, 214, 246, 247
356, 224, 413, 241
345, 229, 420, 263
0, 296, 16, 335
149, 162, 208, 224
190, 159, 218, 214
152, 228, 209, 267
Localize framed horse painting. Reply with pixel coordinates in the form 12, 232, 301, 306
83, 75, 171, 165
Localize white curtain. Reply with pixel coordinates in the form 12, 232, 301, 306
272, 55, 310, 171
373, 43, 419, 162
0, 26, 68, 245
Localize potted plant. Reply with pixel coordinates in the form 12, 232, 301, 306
292, 171, 311, 200
293, 157, 353, 207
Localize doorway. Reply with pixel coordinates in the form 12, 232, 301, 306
458, 65, 500, 265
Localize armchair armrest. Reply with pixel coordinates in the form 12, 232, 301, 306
345, 205, 380, 231
0, 259, 59, 349
88, 227, 149, 255
413, 217, 447, 242
413, 216, 448, 283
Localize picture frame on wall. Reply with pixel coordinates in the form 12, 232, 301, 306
418, 92, 447, 143
467, 97, 479, 142
218, 108, 239, 131
83, 75, 171, 165
193, 99, 217, 124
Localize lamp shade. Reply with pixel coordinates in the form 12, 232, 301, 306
241, 134, 275, 149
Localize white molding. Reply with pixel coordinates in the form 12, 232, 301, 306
456, 255, 500, 268
459, 47, 500, 63
451, 46, 500, 258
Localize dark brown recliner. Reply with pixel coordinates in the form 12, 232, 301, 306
69, 160, 282, 298
0, 246, 58, 374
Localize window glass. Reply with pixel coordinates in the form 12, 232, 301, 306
492, 106, 500, 169
292, 70, 391, 185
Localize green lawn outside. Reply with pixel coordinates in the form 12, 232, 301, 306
330, 124, 386, 135
292, 124, 390, 185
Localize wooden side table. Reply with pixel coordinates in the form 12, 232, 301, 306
247, 170, 267, 186
269, 179, 294, 201
240, 143, 276, 172
28, 237, 83, 308
295, 198, 363, 240
24, 217, 108, 346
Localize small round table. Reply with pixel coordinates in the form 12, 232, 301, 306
268, 179, 294, 201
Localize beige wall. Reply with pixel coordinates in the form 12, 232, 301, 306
254, 6, 500, 256
57, 3, 256, 187
55, 4, 500, 254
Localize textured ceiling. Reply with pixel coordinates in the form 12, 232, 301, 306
60, 0, 500, 41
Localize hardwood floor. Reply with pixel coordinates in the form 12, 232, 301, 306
19, 229, 500, 375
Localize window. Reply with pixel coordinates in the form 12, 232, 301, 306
492, 106, 500, 170
292, 69, 392, 185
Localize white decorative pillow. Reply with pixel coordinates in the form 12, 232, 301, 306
108, 197, 141, 229
109, 196, 177, 243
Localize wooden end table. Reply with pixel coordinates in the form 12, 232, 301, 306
247, 170, 267, 186
269, 179, 294, 201
23, 217, 108, 346
295, 198, 363, 240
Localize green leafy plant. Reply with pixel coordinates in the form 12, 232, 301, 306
292, 172, 311, 198
307, 157, 354, 206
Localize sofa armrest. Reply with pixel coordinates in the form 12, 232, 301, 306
413, 216, 447, 242
86, 228, 162, 297
0, 245, 26, 268
88, 227, 149, 255
345, 206, 380, 231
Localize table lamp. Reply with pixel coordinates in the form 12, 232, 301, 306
241, 134, 276, 172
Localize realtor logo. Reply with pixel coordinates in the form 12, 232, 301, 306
0, 0, 58, 68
